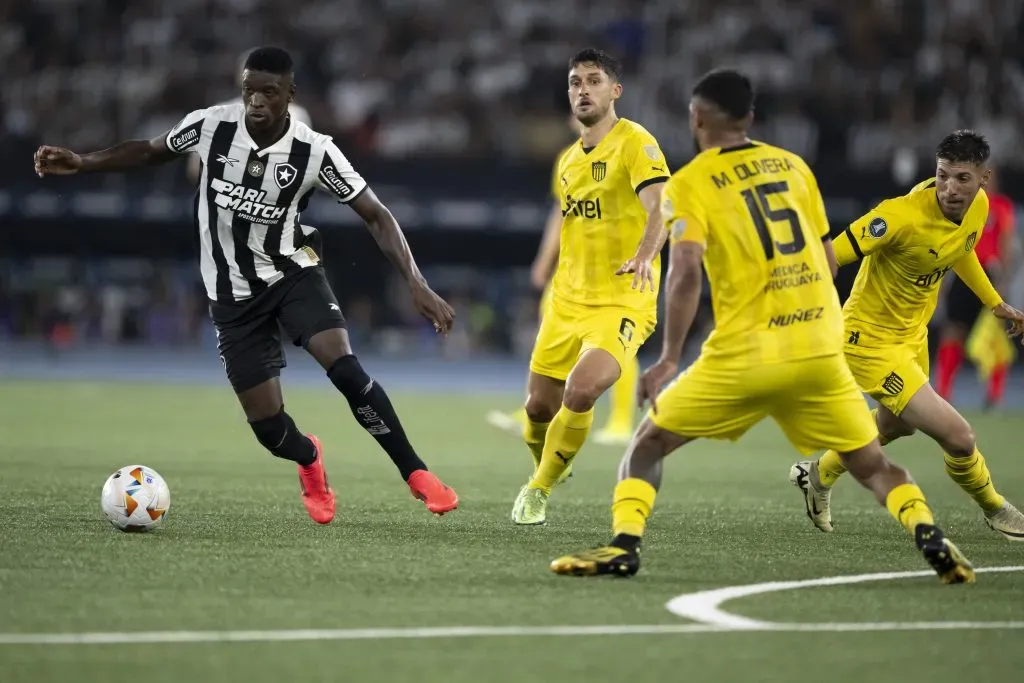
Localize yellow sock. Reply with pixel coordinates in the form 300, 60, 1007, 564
944, 448, 1005, 512
529, 406, 594, 493
603, 356, 638, 432
612, 478, 657, 537
819, 409, 888, 486
885, 483, 935, 534
523, 418, 550, 471
818, 450, 847, 487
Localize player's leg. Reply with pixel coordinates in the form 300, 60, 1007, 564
212, 302, 333, 524
777, 356, 973, 582
897, 384, 1024, 539
811, 403, 915, 493
282, 267, 457, 514
811, 346, 920, 489
528, 311, 654, 497
551, 360, 764, 576
595, 352, 639, 445
523, 371, 565, 471
510, 301, 580, 523
839, 441, 974, 583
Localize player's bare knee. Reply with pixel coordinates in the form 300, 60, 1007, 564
524, 394, 559, 423
561, 381, 604, 413
941, 424, 976, 459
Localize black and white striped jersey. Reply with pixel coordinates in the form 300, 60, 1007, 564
166, 103, 367, 303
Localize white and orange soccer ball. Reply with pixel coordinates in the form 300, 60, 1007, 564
100, 465, 171, 532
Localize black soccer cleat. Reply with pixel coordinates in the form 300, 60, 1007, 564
549, 544, 641, 578
915, 524, 976, 584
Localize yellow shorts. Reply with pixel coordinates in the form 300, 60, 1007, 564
843, 330, 929, 417
529, 297, 655, 382
650, 354, 878, 455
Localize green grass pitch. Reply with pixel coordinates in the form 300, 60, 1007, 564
1, 379, 1022, 682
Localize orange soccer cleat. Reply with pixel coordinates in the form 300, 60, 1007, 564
297, 434, 336, 524
407, 470, 459, 515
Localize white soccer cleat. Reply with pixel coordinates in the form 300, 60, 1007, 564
789, 459, 833, 533
984, 500, 1024, 541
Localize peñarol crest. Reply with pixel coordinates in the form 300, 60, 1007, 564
591, 161, 607, 182
964, 231, 977, 251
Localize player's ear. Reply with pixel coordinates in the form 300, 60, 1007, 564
980, 167, 992, 188
288, 81, 296, 104
611, 81, 623, 100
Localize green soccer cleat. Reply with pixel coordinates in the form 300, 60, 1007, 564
511, 485, 549, 525
550, 545, 640, 577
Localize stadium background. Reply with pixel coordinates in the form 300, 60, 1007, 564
2, 0, 1024, 398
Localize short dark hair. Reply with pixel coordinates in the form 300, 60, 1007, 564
243, 47, 294, 75
936, 129, 990, 165
569, 48, 623, 82
692, 69, 755, 121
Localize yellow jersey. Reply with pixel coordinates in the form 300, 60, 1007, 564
551, 118, 668, 310
834, 178, 990, 345
662, 140, 842, 367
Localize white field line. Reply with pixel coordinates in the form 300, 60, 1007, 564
665, 565, 1024, 629
2, 566, 1021, 645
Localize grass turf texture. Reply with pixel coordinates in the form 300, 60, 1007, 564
1, 379, 1022, 682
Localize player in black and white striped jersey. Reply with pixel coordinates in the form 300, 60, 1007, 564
33, 47, 460, 522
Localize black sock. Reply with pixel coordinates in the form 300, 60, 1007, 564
610, 533, 642, 553
327, 354, 427, 480
249, 407, 316, 466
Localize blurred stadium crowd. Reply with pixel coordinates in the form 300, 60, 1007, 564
1, 0, 1022, 355
5, 0, 1024, 165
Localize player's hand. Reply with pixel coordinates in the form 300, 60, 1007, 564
637, 357, 678, 414
410, 281, 455, 335
992, 302, 1024, 342
34, 146, 82, 177
616, 257, 656, 292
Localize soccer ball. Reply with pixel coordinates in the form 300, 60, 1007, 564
100, 465, 171, 532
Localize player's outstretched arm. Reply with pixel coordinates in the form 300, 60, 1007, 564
348, 189, 455, 334
34, 133, 177, 177
638, 239, 703, 413
617, 181, 667, 292
954, 250, 1024, 340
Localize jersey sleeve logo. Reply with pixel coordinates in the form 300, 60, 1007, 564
591, 161, 606, 182
644, 145, 661, 161
964, 231, 977, 251
867, 217, 887, 238
274, 162, 298, 189
168, 120, 203, 153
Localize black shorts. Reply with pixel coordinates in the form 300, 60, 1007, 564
209, 266, 346, 392
945, 268, 992, 329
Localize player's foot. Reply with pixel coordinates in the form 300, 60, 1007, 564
485, 409, 526, 436
789, 459, 833, 532
297, 434, 335, 524
593, 426, 634, 446
550, 545, 640, 577
983, 500, 1024, 541
915, 524, 975, 584
511, 484, 548, 525
407, 470, 459, 515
